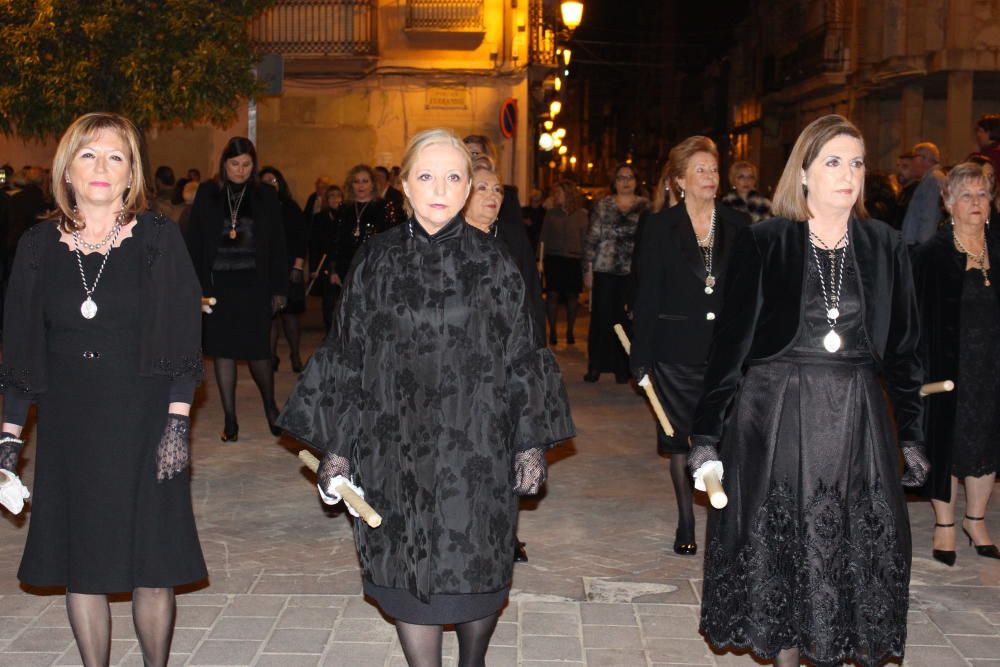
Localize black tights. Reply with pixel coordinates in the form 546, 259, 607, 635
214, 357, 280, 430
67, 588, 175, 667
270, 314, 303, 366
545, 292, 578, 341
395, 612, 500, 667
670, 452, 695, 542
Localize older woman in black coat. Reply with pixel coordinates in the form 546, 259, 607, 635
914, 162, 1000, 565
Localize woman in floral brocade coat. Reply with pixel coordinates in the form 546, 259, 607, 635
278, 128, 574, 667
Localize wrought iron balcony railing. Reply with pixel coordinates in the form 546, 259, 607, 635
529, 0, 557, 67
406, 0, 485, 32
765, 21, 849, 91
250, 0, 377, 56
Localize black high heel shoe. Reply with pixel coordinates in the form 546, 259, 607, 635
962, 515, 1000, 559
291, 356, 304, 373
673, 528, 697, 556
266, 407, 283, 437
932, 522, 957, 566
221, 422, 239, 442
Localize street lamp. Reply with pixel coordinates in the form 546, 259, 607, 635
561, 1, 584, 30
555, 76, 562, 92
554, 128, 567, 139
543, 120, 554, 131
538, 133, 555, 151
558, 145, 568, 155
549, 100, 562, 118
563, 49, 572, 66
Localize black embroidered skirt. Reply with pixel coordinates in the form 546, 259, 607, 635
700, 350, 910, 667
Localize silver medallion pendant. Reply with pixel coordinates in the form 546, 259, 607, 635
827, 307, 840, 320
823, 329, 842, 353
81, 297, 98, 320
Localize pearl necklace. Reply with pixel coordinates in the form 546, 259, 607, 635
952, 227, 991, 287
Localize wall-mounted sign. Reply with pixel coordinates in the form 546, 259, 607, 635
426, 86, 468, 109
499, 98, 518, 139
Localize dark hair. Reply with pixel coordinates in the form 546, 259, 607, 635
259, 166, 291, 201
967, 153, 993, 168
374, 165, 390, 179
187, 168, 201, 180
609, 162, 637, 195
172, 177, 190, 205
154, 165, 175, 187
976, 114, 1000, 143
218, 137, 258, 188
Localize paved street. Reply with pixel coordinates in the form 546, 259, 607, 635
1, 310, 999, 666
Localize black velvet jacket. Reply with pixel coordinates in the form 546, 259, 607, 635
913, 226, 1000, 501
0, 212, 203, 404
631, 203, 749, 373
691, 216, 924, 445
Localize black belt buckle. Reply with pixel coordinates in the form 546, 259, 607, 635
82, 351, 100, 360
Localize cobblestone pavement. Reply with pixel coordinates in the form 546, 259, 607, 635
1, 311, 998, 666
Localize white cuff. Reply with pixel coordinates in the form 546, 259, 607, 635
317, 475, 364, 518
638, 374, 651, 388
0, 469, 30, 515
692, 460, 724, 493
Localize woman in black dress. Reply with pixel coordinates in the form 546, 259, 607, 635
260, 166, 308, 373
278, 129, 574, 667
914, 162, 1000, 565
332, 164, 399, 282
186, 138, 288, 441
631, 137, 749, 556
0, 112, 205, 667
309, 185, 344, 332
689, 115, 928, 667
584, 164, 648, 382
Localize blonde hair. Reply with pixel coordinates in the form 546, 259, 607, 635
667, 136, 719, 200
728, 160, 758, 188
51, 112, 149, 231
400, 128, 473, 218
344, 164, 378, 202
944, 162, 988, 207
772, 114, 868, 220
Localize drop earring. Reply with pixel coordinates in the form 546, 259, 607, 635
680, 188, 685, 200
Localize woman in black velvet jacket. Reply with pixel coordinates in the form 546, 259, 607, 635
914, 162, 1000, 565
688, 115, 927, 667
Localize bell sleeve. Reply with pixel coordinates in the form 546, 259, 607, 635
882, 233, 924, 445
502, 261, 575, 452
690, 224, 764, 447
277, 245, 370, 456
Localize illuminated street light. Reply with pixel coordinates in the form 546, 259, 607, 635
561, 1, 584, 30
570, 156, 578, 166
558, 145, 568, 155
564, 69, 570, 77
553, 137, 563, 147
543, 120, 554, 131
555, 76, 562, 92
587, 162, 594, 169
549, 100, 562, 118
554, 128, 567, 139
538, 133, 555, 151
563, 49, 572, 66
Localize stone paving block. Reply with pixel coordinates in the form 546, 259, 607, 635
585, 648, 649, 666
521, 634, 583, 661
278, 605, 341, 629
342, 596, 385, 619
906, 620, 949, 645
484, 645, 517, 666
255, 655, 321, 666
333, 618, 397, 642
55, 639, 135, 665
264, 628, 330, 653
580, 603, 637, 626
321, 641, 390, 666
0, 617, 28, 640
209, 616, 275, 640
911, 585, 1000, 612
521, 611, 580, 636
176, 604, 223, 628
222, 595, 287, 617
635, 603, 697, 617
489, 621, 518, 647
928, 610, 999, 635
189, 639, 262, 665
202, 574, 258, 594
176, 593, 229, 607
6, 626, 74, 652
0, 595, 52, 616
900, 645, 969, 666
520, 662, 584, 667
582, 623, 642, 648
644, 636, 715, 664
640, 612, 700, 638
519, 600, 579, 614
171, 627, 208, 653
948, 634, 1000, 659
0, 653, 62, 666
33, 607, 70, 627
287, 595, 349, 609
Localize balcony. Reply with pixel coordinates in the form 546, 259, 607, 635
764, 22, 850, 94
405, 0, 485, 33
249, 0, 377, 57
529, 0, 558, 68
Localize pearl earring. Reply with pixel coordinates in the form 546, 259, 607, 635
680, 188, 685, 200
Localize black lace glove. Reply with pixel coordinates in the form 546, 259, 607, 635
316, 451, 363, 516
687, 440, 720, 477
290, 267, 304, 284
156, 415, 190, 482
0, 433, 24, 473
900, 444, 930, 487
513, 448, 547, 496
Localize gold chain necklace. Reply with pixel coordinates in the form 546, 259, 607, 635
953, 228, 991, 287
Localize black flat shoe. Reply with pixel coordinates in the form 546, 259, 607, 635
932, 522, 957, 566
963, 516, 1000, 559
583, 372, 599, 383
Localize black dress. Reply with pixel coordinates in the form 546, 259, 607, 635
700, 245, 911, 667
278, 216, 574, 624
278, 198, 308, 315
16, 230, 206, 593
952, 269, 1000, 477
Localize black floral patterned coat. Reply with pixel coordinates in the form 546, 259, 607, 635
278, 215, 574, 602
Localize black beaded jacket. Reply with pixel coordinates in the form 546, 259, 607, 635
691, 216, 924, 446
278, 215, 575, 602
912, 226, 1000, 501
0, 212, 203, 404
